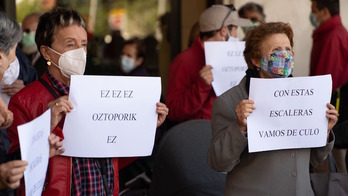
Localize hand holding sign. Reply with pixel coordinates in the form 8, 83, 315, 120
156, 102, 169, 127
199, 65, 213, 85
48, 133, 65, 157
0, 160, 27, 189
326, 103, 339, 131
47, 95, 73, 132
235, 99, 255, 133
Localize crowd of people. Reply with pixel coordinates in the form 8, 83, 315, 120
0, 0, 347, 195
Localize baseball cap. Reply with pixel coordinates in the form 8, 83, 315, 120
199, 5, 250, 32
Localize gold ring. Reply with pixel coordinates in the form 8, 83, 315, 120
55, 102, 59, 107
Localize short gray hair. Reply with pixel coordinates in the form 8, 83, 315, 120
35, 7, 86, 55
0, 11, 22, 55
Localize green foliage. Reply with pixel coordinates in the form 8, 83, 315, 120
16, 0, 159, 38
16, 0, 41, 23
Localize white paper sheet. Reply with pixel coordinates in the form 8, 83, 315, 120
247, 75, 332, 153
18, 110, 51, 196
62, 75, 161, 157
204, 41, 248, 96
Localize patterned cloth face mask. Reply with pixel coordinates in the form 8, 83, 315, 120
261, 50, 294, 78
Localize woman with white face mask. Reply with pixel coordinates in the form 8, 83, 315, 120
120, 37, 149, 76
207, 22, 338, 196
0, 11, 62, 192
7, 7, 168, 196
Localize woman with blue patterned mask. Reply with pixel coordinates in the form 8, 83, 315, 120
207, 22, 338, 195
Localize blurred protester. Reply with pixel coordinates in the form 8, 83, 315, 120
207, 22, 336, 195
225, 4, 240, 42
309, 0, 348, 173
21, 12, 47, 76
7, 7, 168, 195
238, 2, 266, 35
166, 5, 249, 123
120, 37, 149, 76
310, 0, 348, 92
158, 13, 171, 99
142, 35, 159, 76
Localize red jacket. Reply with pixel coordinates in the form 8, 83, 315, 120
166, 37, 216, 122
7, 74, 119, 195
310, 15, 348, 91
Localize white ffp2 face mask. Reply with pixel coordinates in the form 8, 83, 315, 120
48, 47, 87, 78
0, 57, 20, 86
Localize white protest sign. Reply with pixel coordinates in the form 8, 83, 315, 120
18, 110, 51, 196
62, 75, 161, 157
205, 41, 247, 96
247, 75, 332, 153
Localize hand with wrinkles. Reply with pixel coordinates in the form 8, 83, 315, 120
0, 160, 27, 190
47, 95, 73, 131
2, 80, 25, 96
235, 99, 255, 135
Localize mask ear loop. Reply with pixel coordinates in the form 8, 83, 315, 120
46, 47, 71, 78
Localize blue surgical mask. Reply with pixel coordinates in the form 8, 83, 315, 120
261, 50, 294, 78
310, 13, 319, 28
121, 55, 135, 73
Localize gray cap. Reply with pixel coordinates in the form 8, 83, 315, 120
199, 5, 250, 32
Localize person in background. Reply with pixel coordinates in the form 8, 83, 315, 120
207, 22, 337, 195
0, 11, 62, 194
120, 37, 149, 76
238, 2, 266, 35
21, 12, 47, 77
166, 5, 249, 123
224, 4, 240, 42
309, 0, 348, 173
7, 7, 168, 195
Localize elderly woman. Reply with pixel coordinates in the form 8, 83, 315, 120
7, 7, 168, 195
0, 11, 63, 191
207, 22, 338, 195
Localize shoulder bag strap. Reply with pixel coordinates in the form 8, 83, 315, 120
38, 77, 59, 99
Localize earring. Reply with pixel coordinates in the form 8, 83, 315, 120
47, 59, 51, 66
